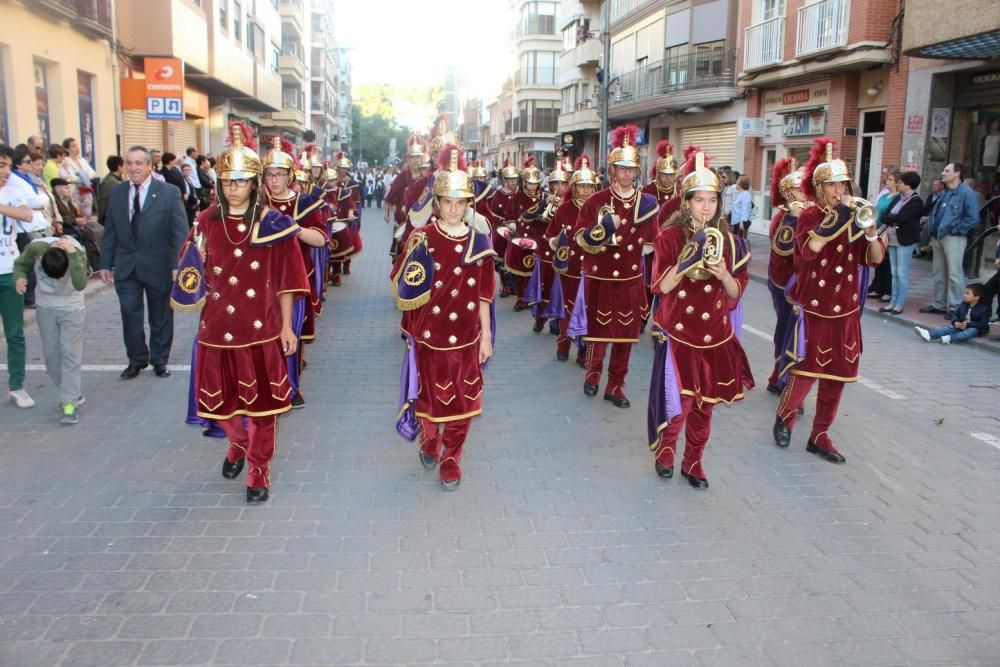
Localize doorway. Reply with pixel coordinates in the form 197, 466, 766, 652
858, 109, 886, 199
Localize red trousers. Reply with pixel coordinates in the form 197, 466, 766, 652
557, 316, 585, 361
513, 275, 529, 305
221, 415, 277, 488
419, 417, 471, 482
653, 395, 713, 479
777, 374, 845, 451
585, 341, 632, 397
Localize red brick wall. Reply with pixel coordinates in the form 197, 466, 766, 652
883, 55, 910, 169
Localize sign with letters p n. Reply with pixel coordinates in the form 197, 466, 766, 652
145, 58, 184, 121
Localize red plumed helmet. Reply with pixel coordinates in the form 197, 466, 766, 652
225, 120, 258, 152
436, 143, 467, 172
650, 139, 677, 178
280, 136, 295, 155
802, 136, 834, 199
655, 140, 674, 158
770, 157, 795, 205
523, 155, 537, 169
573, 155, 588, 171
610, 124, 640, 149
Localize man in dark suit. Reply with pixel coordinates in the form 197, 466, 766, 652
99, 146, 188, 379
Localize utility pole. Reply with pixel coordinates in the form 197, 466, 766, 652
599, 0, 611, 173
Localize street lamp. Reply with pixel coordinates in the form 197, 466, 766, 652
596, 0, 618, 173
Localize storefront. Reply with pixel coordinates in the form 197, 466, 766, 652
953, 70, 1000, 201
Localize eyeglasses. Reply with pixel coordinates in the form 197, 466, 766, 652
263, 172, 289, 180
221, 179, 251, 188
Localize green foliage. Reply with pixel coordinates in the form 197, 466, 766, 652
350, 84, 445, 165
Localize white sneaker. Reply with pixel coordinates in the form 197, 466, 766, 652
941, 335, 951, 345
914, 326, 931, 342
9, 389, 35, 408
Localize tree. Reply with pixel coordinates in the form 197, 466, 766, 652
350, 83, 446, 164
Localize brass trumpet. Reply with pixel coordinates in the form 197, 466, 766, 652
597, 204, 619, 246
686, 226, 725, 281
844, 196, 877, 229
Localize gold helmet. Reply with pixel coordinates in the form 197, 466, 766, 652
501, 159, 519, 180
569, 155, 597, 187
653, 140, 677, 176
294, 169, 310, 184
775, 158, 805, 203
609, 124, 641, 168
333, 151, 352, 169
218, 121, 262, 180
467, 159, 488, 180
325, 166, 337, 181
419, 151, 433, 169
679, 152, 721, 198
263, 136, 295, 171
300, 143, 322, 170
809, 140, 851, 192
406, 132, 425, 158
433, 146, 474, 199
548, 159, 569, 184
521, 156, 542, 184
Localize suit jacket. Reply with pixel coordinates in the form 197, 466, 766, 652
882, 193, 924, 246
99, 178, 188, 283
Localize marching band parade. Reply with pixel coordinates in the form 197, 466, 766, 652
158, 113, 885, 501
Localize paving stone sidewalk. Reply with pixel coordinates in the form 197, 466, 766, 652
1, 212, 999, 666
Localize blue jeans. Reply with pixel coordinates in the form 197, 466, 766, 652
928, 325, 980, 343
888, 244, 914, 308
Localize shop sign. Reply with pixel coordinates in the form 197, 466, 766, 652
906, 115, 924, 134
783, 109, 827, 137
738, 118, 766, 137
782, 89, 810, 105
144, 58, 184, 121
763, 82, 829, 112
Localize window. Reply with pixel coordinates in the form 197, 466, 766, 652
219, 0, 227, 30
283, 87, 303, 110
535, 102, 559, 133
520, 1, 556, 36
562, 26, 576, 52
665, 44, 688, 89
519, 50, 557, 86
33, 60, 50, 146
761, 0, 786, 21
233, 2, 241, 40
561, 85, 577, 113
246, 20, 254, 52
695, 40, 724, 78
270, 44, 280, 73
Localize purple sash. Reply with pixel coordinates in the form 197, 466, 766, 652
396, 336, 420, 441
566, 273, 589, 337
647, 334, 683, 449
524, 261, 542, 307
286, 298, 306, 396
542, 273, 565, 320
777, 275, 807, 386
309, 245, 329, 298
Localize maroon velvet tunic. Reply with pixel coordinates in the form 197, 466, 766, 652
399, 220, 497, 423
194, 208, 309, 419
545, 198, 585, 315
267, 192, 329, 339
574, 188, 658, 342
652, 224, 754, 406
786, 205, 885, 382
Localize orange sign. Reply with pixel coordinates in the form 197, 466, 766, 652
144, 58, 184, 120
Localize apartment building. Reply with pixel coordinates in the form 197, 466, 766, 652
117, 0, 284, 154
739, 0, 905, 211
606, 0, 746, 178
511, 0, 562, 167
0, 0, 118, 166
483, 78, 514, 172
337, 47, 353, 152
557, 0, 603, 161
900, 0, 1000, 199
309, 0, 341, 156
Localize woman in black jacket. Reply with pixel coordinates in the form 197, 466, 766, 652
879, 170, 924, 315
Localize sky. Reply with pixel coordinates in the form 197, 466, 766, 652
333, 0, 514, 122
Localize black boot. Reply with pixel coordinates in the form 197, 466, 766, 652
773, 418, 791, 448
654, 461, 673, 478
246, 487, 269, 503
222, 457, 245, 479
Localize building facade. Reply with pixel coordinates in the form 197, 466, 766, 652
117, 0, 284, 155
309, 0, 342, 156
337, 47, 353, 152
511, 0, 562, 167
739, 0, 906, 217
0, 0, 118, 167
483, 78, 514, 172
900, 0, 1000, 203
557, 0, 603, 161
606, 0, 746, 180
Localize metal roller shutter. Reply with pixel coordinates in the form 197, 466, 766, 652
168, 120, 199, 155
679, 123, 737, 168
121, 110, 165, 153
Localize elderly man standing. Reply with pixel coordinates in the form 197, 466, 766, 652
99, 146, 188, 379
919, 162, 981, 319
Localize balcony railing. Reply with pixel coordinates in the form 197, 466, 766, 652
610, 49, 737, 107
281, 43, 305, 62
796, 0, 848, 57
744, 16, 785, 70
34, 0, 113, 39
515, 15, 556, 38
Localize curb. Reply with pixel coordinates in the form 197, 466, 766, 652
746, 270, 1000, 357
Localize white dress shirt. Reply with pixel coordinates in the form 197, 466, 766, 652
130, 174, 153, 219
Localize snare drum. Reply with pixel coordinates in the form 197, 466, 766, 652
328, 221, 356, 259
504, 237, 538, 277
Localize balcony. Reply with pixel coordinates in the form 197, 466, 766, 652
34, 0, 113, 40
573, 37, 602, 68
609, 0, 657, 27
278, 0, 304, 36
609, 49, 739, 118
744, 16, 785, 71
280, 47, 305, 83
512, 115, 559, 136
515, 15, 557, 39
558, 102, 600, 133
796, 0, 848, 57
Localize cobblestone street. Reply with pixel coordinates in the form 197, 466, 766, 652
2, 219, 1000, 666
